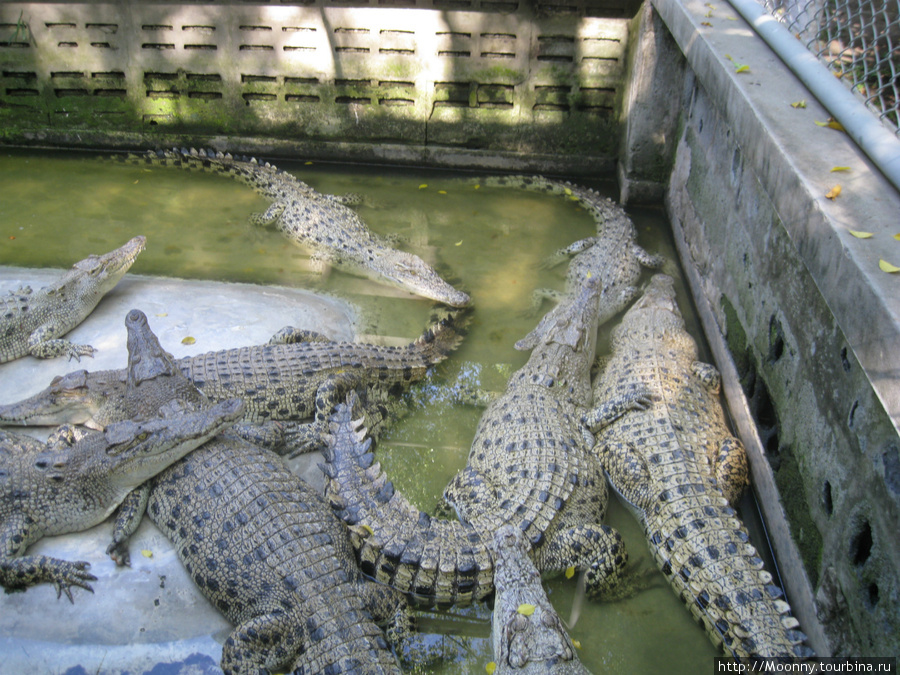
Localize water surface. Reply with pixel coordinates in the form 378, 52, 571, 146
0, 148, 721, 673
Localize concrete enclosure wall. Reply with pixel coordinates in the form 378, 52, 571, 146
0, 0, 639, 172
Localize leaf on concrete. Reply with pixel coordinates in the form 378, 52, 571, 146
849, 230, 873, 239
825, 185, 842, 199
879, 259, 900, 273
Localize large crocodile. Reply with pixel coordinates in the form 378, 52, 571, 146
490, 524, 591, 675
0, 235, 145, 363
0, 308, 469, 454
122, 148, 470, 307
323, 279, 649, 607
477, 176, 664, 350
0, 397, 243, 602
585, 274, 812, 659
104, 309, 415, 674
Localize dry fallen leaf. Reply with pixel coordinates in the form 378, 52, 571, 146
701, 21, 713, 26
879, 259, 900, 273
790, 100, 807, 108
815, 118, 846, 131
826, 185, 842, 199
849, 230, 873, 239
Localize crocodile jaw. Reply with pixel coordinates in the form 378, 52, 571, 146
0, 370, 110, 428
362, 250, 471, 307
102, 397, 244, 488
65, 235, 146, 304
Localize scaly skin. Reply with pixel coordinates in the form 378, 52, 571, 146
105, 309, 413, 675
324, 280, 639, 607
585, 274, 813, 659
0, 236, 145, 363
121, 148, 470, 307
0, 308, 469, 454
490, 525, 591, 675
0, 397, 243, 602
476, 176, 664, 349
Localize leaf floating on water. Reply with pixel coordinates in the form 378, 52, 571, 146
438, 190, 447, 195
572, 639, 582, 649
849, 230, 873, 239
418, 183, 428, 190
790, 100, 807, 108
455, 240, 463, 246
565, 565, 576, 579
141, 549, 153, 558
305, 161, 313, 165
825, 185, 841, 199
830, 166, 851, 172
879, 259, 900, 273
133, 180, 139, 184
181, 336, 196, 345
815, 118, 845, 131
485, 662, 497, 674
517, 603, 536, 616
564, 187, 573, 196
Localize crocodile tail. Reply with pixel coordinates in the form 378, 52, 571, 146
648, 496, 814, 659
322, 392, 493, 607
411, 306, 471, 366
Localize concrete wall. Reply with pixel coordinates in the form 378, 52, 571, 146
0, 0, 638, 173
618, 0, 900, 657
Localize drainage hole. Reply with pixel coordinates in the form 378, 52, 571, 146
865, 582, 880, 609
822, 480, 833, 516
850, 519, 873, 567
841, 346, 851, 372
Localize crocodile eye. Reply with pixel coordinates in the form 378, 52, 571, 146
34, 460, 49, 470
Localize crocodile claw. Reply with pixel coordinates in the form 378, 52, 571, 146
52, 560, 97, 603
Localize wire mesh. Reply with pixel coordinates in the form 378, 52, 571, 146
758, 0, 900, 136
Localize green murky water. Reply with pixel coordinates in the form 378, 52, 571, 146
0, 148, 723, 673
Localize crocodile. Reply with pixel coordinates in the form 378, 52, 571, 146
490, 524, 591, 675
103, 308, 414, 674
121, 148, 470, 307
0, 308, 469, 455
0, 235, 146, 363
323, 278, 649, 608
0, 397, 244, 602
584, 274, 812, 659
476, 176, 664, 350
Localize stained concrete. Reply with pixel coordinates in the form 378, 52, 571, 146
619, 0, 900, 658
0, 269, 356, 674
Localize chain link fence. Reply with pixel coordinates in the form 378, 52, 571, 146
758, 0, 900, 136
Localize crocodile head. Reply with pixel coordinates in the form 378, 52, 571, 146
366, 249, 471, 308
611, 274, 685, 344
515, 275, 602, 352
56, 235, 146, 304
0, 369, 125, 429
1, 398, 244, 535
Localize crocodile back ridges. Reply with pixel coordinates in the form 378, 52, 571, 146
148, 437, 402, 674
642, 466, 809, 659
122, 148, 310, 202
322, 396, 495, 607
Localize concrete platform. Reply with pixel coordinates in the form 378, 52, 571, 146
0, 268, 357, 675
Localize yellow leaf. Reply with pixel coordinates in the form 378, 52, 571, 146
790, 100, 806, 108
181, 336, 196, 345
735, 64, 750, 73
830, 166, 851, 172
825, 185, 841, 199
563, 187, 572, 195
879, 259, 900, 273
486, 662, 497, 674
133, 179, 139, 184
517, 603, 536, 616
565, 566, 576, 579
155, 312, 168, 317
438, 190, 447, 195
815, 118, 846, 131
572, 639, 582, 649
473, 184, 481, 190
455, 240, 463, 246
894, 234, 900, 241
305, 161, 314, 165
141, 549, 153, 558
418, 183, 428, 189
849, 230, 873, 239
701, 21, 713, 26
705, 9, 713, 17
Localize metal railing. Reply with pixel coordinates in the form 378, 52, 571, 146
759, 0, 900, 136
